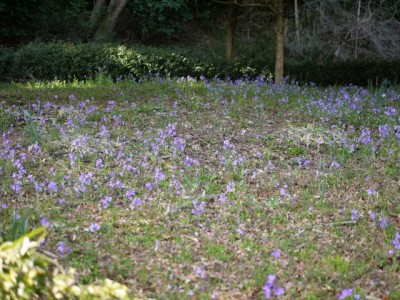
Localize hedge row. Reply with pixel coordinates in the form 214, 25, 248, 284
0, 42, 270, 82
1, 42, 399, 85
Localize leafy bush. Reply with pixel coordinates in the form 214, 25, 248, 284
0, 227, 132, 299
12, 43, 101, 80
10, 42, 272, 81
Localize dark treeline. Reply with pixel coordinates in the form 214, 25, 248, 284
1, 0, 400, 84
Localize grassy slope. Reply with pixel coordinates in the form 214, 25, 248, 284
0, 77, 399, 299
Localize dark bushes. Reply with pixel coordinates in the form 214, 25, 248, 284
285, 60, 400, 86
0, 46, 14, 81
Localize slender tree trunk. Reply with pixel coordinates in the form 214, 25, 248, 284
93, 0, 127, 41
274, 0, 284, 84
355, 0, 361, 59
294, 0, 300, 45
90, 0, 106, 34
104, 0, 128, 35
226, 4, 238, 62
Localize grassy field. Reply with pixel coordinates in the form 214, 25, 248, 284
0, 76, 399, 299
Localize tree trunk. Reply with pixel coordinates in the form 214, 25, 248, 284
90, 0, 106, 34
294, 0, 300, 45
274, 0, 284, 84
104, 0, 128, 35
226, 4, 238, 62
93, 0, 128, 41
355, 0, 361, 59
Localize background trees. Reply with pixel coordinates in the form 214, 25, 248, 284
285, 0, 400, 61
0, 0, 399, 83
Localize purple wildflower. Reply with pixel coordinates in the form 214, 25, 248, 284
351, 210, 359, 221
223, 139, 233, 150
106, 100, 116, 112
100, 196, 112, 209
192, 199, 205, 215
360, 127, 373, 145
384, 106, 397, 117
263, 274, 284, 299
368, 210, 376, 220
226, 182, 235, 193
194, 266, 207, 279
40, 216, 51, 227
69, 152, 76, 167
378, 124, 390, 138
330, 161, 340, 168
99, 125, 109, 137
58, 241, 72, 258
280, 186, 289, 198
271, 248, 282, 259
125, 189, 136, 200
10, 180, 22, 194
154, 168, 165, 184
393, 232, 400, 249
184, 156, 199, 167
89, 223, 101, 233
79, 172, 93, 185
109, 179, 125, 188
96, 158, 104, 169
47, 181, 58, 194
130, 197, 142, 209
379, 217, 389, 228
219, 193, 227, 203
338, 288, 353, 299
264, 160, 275, 172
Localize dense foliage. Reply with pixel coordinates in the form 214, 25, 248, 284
4, 42, 272, 82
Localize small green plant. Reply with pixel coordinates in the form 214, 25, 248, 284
7, 209, 30, 242
23, 103, 41, 145
325, 255, 350, 274
0, 106, 14, 134
317, 157, 327, 203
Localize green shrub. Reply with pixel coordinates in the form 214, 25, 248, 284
0, 227, 132, 300
10, 42, 273, 82
12, 43, 101, 80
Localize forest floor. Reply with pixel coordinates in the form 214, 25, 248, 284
0, 77, 399, 299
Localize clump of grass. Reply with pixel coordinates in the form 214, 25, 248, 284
0, 209, 30, 242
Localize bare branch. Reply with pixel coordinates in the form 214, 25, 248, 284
286, 0, 400, 60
